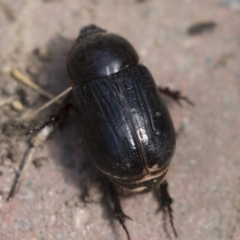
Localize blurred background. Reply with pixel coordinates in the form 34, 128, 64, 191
0, 0, 240, 239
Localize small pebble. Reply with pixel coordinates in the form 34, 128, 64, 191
7, 146, 18, 162
3, 158, 12, 167
0, 190, 4, 202
33, 157, 47, 168
219, 0, 240, 9
0, 143, 10, 161
236, 72, 240, 80
183, 39, 195, 49
3, 82, 18, 95
1, 65, 11, 74
18, 220, 28, 230
83, 179, 104, 203
11, 100, 23, 111
37, 73, 50, 87
189, 158, 197, 165
65, 195, 80, 208
55, 233, 62, 240
27, 64, 42, 77
187, 22, 216, 36
34, 47, 51, 61
180, 117, 192, 132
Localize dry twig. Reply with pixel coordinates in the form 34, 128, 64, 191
7, 126, 53, 201
11, 68, 61, 102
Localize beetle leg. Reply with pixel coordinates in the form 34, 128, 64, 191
158, 86, 194, 107
157, 181, 178, 238
26, 103, 73, 135
109, 183, 132, 240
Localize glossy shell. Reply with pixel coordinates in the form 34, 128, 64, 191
67, 25, 176, 192
68, 25, 139, 82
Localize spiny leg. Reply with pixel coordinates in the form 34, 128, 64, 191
26, 103, 73, 135
109, 183, 132, 240
158, 87, 194, 107
157, 181, 178, 238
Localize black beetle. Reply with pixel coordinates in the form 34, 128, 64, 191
28, 24, 193, 240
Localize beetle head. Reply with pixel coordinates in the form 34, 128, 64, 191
77, 24, 106, 41
67, 25, 139, 83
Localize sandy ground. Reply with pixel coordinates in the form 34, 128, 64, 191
0, 0, 240, 240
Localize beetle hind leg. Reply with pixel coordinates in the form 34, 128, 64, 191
158, 86, 194, 107
109, 183, 132, 240
157, 181, 178, 238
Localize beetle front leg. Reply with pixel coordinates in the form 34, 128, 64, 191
26, 103, 73, 135
158, 86, 194, 107
157, 181, 178, 238
109, 183, 132, 240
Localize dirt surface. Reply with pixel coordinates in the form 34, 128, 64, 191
0, 0, 240, 240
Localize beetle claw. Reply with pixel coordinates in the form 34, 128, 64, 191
115, 212, 133, 221
157, 181, 178, 238
109, 183, 132, 240
158, 86, 194, 107
115, 212, 131, 240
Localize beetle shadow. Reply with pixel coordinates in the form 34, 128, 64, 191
27, 33, 126, 234
34, 34, 101, 191
15, 34, 80, 188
